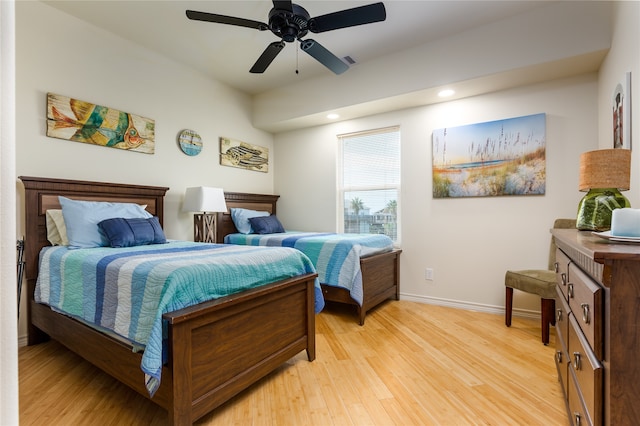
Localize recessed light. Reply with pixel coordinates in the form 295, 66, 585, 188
438, 89, 455, 98
327, 113, 340, 119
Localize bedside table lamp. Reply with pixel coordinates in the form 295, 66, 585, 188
576, 148, 631, 231
183, 186, 227, 243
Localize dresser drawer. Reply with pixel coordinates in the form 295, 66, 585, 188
568, 367, 592, 426
555, 326, 570, 398
567, 263, 603, 358
556, 286, 570, 346
556, 248, 571, 301
555, 286, 570, 395
568, 314, 602, 426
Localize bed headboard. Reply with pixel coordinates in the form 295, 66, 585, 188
215, 192, 279, 243
19, 176, 169, 340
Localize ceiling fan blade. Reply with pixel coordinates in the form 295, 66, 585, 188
186, 10, 268, 31
272, 1, 293, 12
250, 41, 286, 73
300, 39, 348, 75
308, 2, 386, 33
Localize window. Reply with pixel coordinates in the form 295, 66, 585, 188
338, 126, 400, 242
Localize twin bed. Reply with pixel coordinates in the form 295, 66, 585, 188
216, 192, 402, 325
20, 176, 319, 425
20, 176, 401, 425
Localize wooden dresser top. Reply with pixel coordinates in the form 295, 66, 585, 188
552, 228, 640, 262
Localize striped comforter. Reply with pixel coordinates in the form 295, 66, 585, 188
36, 241, 322, 396
224, 232, 393, 305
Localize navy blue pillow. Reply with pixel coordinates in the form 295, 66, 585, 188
98, 216, 166, 248
248, 215, 285, 234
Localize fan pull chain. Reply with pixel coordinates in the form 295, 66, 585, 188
295, 43, 299, 74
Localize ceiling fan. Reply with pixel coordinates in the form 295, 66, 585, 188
186, 1, 386, 75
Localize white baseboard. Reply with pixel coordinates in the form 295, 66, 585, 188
18, 334, 28, 348
399, 291, 542, 321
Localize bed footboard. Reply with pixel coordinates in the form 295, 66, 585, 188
165, 274, 317, 424
30, 273, 317, 426
322, 249, 401, 325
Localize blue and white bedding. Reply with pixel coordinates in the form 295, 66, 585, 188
35, 241, 323, 396
224, 232, 393, 306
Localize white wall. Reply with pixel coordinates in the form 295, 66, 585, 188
275, 73, 598, 316
14, 1, 275, 341
598, 2, 640, 206
1, 0, 19, 423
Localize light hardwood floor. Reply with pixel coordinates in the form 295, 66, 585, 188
19, 301, 568, 425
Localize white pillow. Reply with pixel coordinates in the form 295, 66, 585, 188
230, 208, 270, 234
59, 196, 152, 249
45, 209, 68, 246
45, 205, 148, 246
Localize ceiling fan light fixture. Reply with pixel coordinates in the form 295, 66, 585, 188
186, 1, 387, 75
269, 3, 309, 42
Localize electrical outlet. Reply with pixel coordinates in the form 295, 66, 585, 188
425, 268, 434, 281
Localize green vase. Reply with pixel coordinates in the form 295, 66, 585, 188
576, 188, 631, 231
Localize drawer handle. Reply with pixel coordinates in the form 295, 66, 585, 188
561, 273, 567, 286
574, 412, 581, 426
581, 303, 590, 324
554, 262, 559, 273
568, 283, 574, 298
556, 350, 562, 363
556, 309, 563, 323
573, 352, 581, 370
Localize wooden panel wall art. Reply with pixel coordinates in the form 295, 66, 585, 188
432, 113, 546, 198
46, 93, 155, 154
219, 137, 269, 172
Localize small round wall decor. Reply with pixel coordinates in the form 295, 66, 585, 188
178, 129, 203, 156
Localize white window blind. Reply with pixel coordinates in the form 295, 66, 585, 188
338, 126, 400, 242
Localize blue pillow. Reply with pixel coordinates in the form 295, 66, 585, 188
248, 215, 285, 234
230, 208, 269, 234
98, 217, 166, 248
59, 196, 152, 249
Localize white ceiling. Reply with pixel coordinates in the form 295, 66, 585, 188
43, 0, 557, 96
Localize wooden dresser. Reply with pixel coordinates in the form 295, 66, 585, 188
552, 229, 640, 425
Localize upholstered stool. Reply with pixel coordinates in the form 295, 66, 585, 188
505, 218, 576, 345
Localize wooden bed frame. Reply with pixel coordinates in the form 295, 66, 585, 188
19, 176, 318, 425
216, 192, 402, 325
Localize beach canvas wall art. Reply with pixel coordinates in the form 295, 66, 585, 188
432, 113, 546, 198
46, 93, 155, 154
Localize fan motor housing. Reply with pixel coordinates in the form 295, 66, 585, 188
269, 3, 310, 42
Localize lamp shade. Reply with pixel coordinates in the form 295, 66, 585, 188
182, 187, 227, 213
579, 148, 631, 191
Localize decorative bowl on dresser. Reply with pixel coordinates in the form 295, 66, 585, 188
552, 228, 640, 425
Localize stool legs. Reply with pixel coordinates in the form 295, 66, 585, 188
506, 287, 555, 345
505, 287, 513, 327
541, 297, 555, 345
